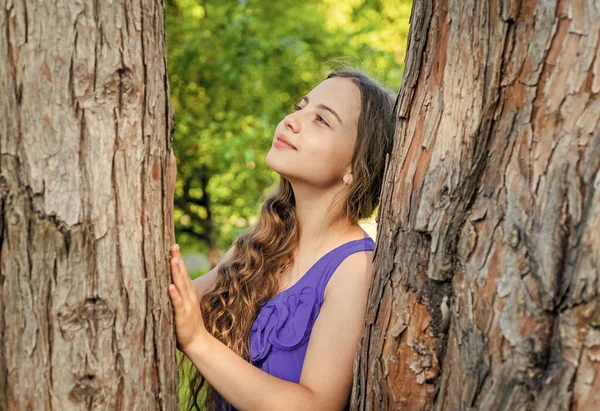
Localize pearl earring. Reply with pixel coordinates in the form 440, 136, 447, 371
343, 176, 350, 185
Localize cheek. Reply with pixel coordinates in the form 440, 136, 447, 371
303, 141, 351, 173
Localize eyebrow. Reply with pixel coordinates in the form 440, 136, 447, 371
301, 96, 344, 126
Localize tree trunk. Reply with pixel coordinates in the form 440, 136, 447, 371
351, 0, 600, 410
0, 1, 176, 409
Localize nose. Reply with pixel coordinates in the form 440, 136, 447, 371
283, 111, 301, 134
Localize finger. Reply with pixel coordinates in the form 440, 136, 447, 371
170, 243, 182, 266
176, 257, 197, 302
172, 245, 194, 289
172, 243, 181, 257
171, 245, 195, 300
168, 284, 184, 311
173, 244, 186, 275
171, 257, 189, 297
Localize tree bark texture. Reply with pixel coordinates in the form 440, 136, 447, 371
0, 0, 176, 409
351, 0, 600, 410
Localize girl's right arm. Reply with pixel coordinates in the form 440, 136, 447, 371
192, 247, 235, 300
192, 268, 218, 300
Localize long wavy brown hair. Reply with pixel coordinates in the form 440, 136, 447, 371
179, 70, 396, 411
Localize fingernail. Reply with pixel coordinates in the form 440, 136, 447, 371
175, 244, 180, 252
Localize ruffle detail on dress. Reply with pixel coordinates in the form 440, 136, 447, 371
250, 285, 319, 363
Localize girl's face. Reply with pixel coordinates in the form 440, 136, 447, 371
266, 77, 361, 188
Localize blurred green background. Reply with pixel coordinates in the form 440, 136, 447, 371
165, 0, 412, 408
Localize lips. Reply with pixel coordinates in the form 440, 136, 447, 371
276, 134, 297, 150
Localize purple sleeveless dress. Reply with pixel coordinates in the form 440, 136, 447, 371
215, 237, 375, 411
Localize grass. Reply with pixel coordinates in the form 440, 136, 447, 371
177, 348, 209, 410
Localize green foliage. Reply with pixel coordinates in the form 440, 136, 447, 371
166, 0, 411, 255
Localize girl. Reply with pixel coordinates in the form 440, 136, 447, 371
168, 70, 396, 410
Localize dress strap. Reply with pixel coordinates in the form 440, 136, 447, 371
315, 237, 375, 301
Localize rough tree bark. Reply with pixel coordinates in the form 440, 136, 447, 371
351, 0, 600, 410
0, 1, 177, 409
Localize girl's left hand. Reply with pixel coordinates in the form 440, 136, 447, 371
168, 243, 209, 353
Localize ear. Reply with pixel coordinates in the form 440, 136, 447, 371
343, 171, 353, 186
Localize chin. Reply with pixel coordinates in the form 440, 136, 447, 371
265, 149, 282, 171
266, 151, 293, 178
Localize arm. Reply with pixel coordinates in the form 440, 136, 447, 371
192, 247, 234, 300
183, 250, 375, 411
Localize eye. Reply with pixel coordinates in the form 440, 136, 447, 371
292, 104, 330, 127
316, 115, 329, 127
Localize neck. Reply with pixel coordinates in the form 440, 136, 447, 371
289, 179, 356, 249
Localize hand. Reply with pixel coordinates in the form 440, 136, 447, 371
168, 243, 209, 353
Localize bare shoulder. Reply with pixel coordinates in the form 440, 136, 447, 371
324, 248, 375, 300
